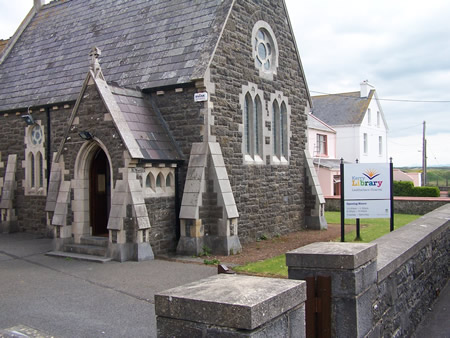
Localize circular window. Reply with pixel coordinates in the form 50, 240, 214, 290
30, 125, 43, 145
252, 22, 278, 79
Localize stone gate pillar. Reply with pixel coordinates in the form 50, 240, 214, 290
286, 242, 378, 337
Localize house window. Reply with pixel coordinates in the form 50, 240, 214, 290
367, 108, 371, 125
24, 122, 46, 195
252, 21, 278, 80
379, 136, 383, 155
143, 168, 175, 197
363, 133, 368, 154
316, 134, 328, 156
241, 84, 265, 164
377, 111, 381, 127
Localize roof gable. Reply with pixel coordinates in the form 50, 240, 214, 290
311, 90, 375, 126
0, 0, 233, 112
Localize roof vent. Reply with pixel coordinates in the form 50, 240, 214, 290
34, 0, 45, 11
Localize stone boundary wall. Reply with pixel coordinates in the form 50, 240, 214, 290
368, 204, 449, 336
286, 204, 449, 337
325, 196, 449, 215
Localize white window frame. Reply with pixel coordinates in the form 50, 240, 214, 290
316, 134, 328, 156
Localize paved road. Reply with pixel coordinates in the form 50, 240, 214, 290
0, 233, 216, 338
1, 232, 448, 337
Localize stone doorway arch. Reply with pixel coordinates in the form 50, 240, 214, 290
73, 140, 112, 242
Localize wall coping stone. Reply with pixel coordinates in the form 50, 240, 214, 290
286, 242, 377, 270
373, 203, 449, 282
155, 274, 306, 330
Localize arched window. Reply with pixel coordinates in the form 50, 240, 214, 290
145, 172, 156, 191
244, 93, 252, 155
156, 173, 163, 188
30, 153, 35, 188
37, 152, 44, 188
272, 100, 280, 157
166, 173, 173, 188
280, 102, 288, 159
243, 92, 263, 161
271, 96, 289, 163
254, 95, 262, 157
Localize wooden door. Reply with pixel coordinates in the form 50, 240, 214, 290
90, 149, 110, 236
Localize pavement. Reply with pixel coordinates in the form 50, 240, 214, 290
0, 232, 448, 338
0, 233, 216, 338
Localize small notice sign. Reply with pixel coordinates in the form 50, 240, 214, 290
194, 92, 208, 102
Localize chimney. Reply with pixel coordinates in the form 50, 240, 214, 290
360, 80, 374, 98
34, 0, 45, 11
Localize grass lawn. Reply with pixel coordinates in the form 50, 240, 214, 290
234, 211, 421, 278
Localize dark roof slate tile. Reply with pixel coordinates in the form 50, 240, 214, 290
0, 0, 232, 111
311, 90, 374, 126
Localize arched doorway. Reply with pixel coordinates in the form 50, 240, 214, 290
89, 148, 111, 236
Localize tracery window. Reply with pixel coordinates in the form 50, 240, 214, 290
24, 122, 46, 195
270, 93, 290, 164
252, 21, 278, 80
242, 86, 264, 163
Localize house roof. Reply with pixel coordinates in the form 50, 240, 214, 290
311, 90, 375, 126
0, 0, 232, 112
307, 113, 335, 133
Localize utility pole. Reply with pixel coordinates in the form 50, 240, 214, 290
422, 121, 427, 186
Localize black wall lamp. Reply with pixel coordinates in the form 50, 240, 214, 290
22, 114, 35, 126
79, 131, 94, 140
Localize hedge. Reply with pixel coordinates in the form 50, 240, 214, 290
393, 181, 440, 197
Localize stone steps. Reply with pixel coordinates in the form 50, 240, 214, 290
46, 250, 112, 263
45, 236, 111, 263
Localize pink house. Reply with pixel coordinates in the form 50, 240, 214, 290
307, 113, 342, 196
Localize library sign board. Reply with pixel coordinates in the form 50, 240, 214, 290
343, 163, 391, 219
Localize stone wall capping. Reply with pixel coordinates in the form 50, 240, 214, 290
155, 274, 306, 331
373, 203, 449, 282
156, 91, 164, 96
286, 242, 377, 270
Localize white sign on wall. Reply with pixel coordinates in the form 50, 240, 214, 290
343, 163, 391, 218
194, 92, 208, 102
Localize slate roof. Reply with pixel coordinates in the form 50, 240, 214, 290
307, 113, 335, 133
0, 0, 232, 112
311, 90, 375, 126
110, 84, 183, 161
313, 158, 348, 170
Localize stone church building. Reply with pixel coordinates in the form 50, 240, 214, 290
0, 0, 325, 261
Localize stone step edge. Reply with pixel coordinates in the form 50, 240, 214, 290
46, 251, 112, 263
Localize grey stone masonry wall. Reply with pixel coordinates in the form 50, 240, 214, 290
325, 196, 450, 215
208, 0, 309, 242
286, 204, 449, 337
145, 196, 177, 255
155, 274, 306, 337
0, 104, 71, 234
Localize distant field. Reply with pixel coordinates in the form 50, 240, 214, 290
399, 167, 450, 187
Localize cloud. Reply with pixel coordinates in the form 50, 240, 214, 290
285, 0, 450, 166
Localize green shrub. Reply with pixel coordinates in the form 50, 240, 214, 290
411, 186, 440, 197
393, 181, 414, 196
393, 181, 440, 197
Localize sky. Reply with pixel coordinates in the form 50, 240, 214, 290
1, 0, 449, 167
